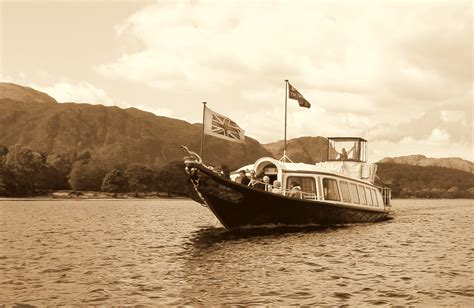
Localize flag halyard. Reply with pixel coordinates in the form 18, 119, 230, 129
288, 83, 311, 108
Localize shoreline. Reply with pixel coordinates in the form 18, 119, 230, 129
0, 196, 471, 201
0, 197, 190, 201
0, 191, 190, 201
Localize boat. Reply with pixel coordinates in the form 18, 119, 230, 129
181, 137, 392, 229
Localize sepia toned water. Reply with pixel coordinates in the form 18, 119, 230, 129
0, 199, 473, 306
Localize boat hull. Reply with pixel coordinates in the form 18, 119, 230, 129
185, 163, 390, 229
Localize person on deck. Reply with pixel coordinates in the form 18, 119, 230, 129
338, 148, 349, 160
263, 176, 271, 192
236, 170, 250, 185
248, 170, 258, 188
289, 182, 303, 199
221, 165, 230, 179
337, 144, 356, 161
272, 180, 282, 194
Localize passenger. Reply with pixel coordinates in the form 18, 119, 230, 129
263, 176, 271, 192
234, 171, 243, 183
338, 148, 348, 160
289, 181, 303, 199
248, 170, 258, 188
337, 145, 356, 160
236, 170, 250, 185
221, 165, 231, 179
272, 180, 282, 194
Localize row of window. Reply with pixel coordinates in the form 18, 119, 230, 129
285, 176, 380, 207
336, 179, 380, 207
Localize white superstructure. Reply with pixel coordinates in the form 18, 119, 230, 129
230, 137, 391, 211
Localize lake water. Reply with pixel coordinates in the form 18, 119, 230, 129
0, 199, 472, 306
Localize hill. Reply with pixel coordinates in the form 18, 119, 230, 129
0, 82, 57, 104
378, 155, 474, 174
1, 82, 473, 199
0, 83, 271, 169
377, 163, 474, 198
263, 136, 328, 163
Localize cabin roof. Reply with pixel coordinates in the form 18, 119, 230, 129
253, 157, 337, 174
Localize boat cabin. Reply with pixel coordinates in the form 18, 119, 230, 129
233, 157, 390, 209
229, 136, 390, 208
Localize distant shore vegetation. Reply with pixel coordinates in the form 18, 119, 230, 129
0, 144, 191, 198
376, 163, 474, 199
0, 144, 473, 199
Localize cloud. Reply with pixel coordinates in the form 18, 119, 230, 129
94, 0, 472, 160
32, 82, 114, 105
32, 81, 176, 117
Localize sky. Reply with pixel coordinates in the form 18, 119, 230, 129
1, 0, 472, 162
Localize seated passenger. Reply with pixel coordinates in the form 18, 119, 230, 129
289, 181, 303, 199
272, 180, 282, 194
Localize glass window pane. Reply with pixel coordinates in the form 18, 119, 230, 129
371, 189, 379, 206
340, 181, 351, 202
358, 185, 367, 205
317, 177, 323, 200
286, 176, 316, 199
323, 178, 340, 201
349, 183, 360, 204
365, 187, 373, 205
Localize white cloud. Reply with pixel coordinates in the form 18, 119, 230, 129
94, 0, 472, 160
33, 82, 115, 105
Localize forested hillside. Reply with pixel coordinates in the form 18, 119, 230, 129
377, 163, 474, 198
1, 82, 473, 199
0, 82, 271, 169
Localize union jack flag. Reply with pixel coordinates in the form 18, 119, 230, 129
204, 107, 245, 143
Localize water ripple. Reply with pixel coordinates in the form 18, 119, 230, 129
0, 199, 472, 306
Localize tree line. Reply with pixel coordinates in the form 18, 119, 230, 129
2, 144, 473, 199
377, 163, 474, 199
0, 144, 191, 197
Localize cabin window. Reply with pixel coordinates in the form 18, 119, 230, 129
371, 189, 379, 206
317, 177, 323, 200
358, 185, 367, 205
340, 181, 351, 203
322, 178, 340, 201
365, 187, 373, 205
286, 176, 316, 199
349, 183, 360, 204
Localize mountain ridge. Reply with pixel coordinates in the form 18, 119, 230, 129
0, 82, 57, 104
378, 155, 474, 174
0, 83, 271, 169
0, 82, 471, 173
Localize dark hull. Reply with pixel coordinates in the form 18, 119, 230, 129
185, 163, 390, 229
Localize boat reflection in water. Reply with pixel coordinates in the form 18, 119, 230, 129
179, 224, 352, 306
182, 137, 392, 230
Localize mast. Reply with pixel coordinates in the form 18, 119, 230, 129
284, 79, 288, 159
281, 80, 293, 163
200, 101, 207, 161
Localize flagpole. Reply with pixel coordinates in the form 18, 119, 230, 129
284, 79, 288, 161
200, 101, 207, 161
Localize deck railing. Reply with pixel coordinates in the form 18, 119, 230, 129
378, 187, 392, 207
